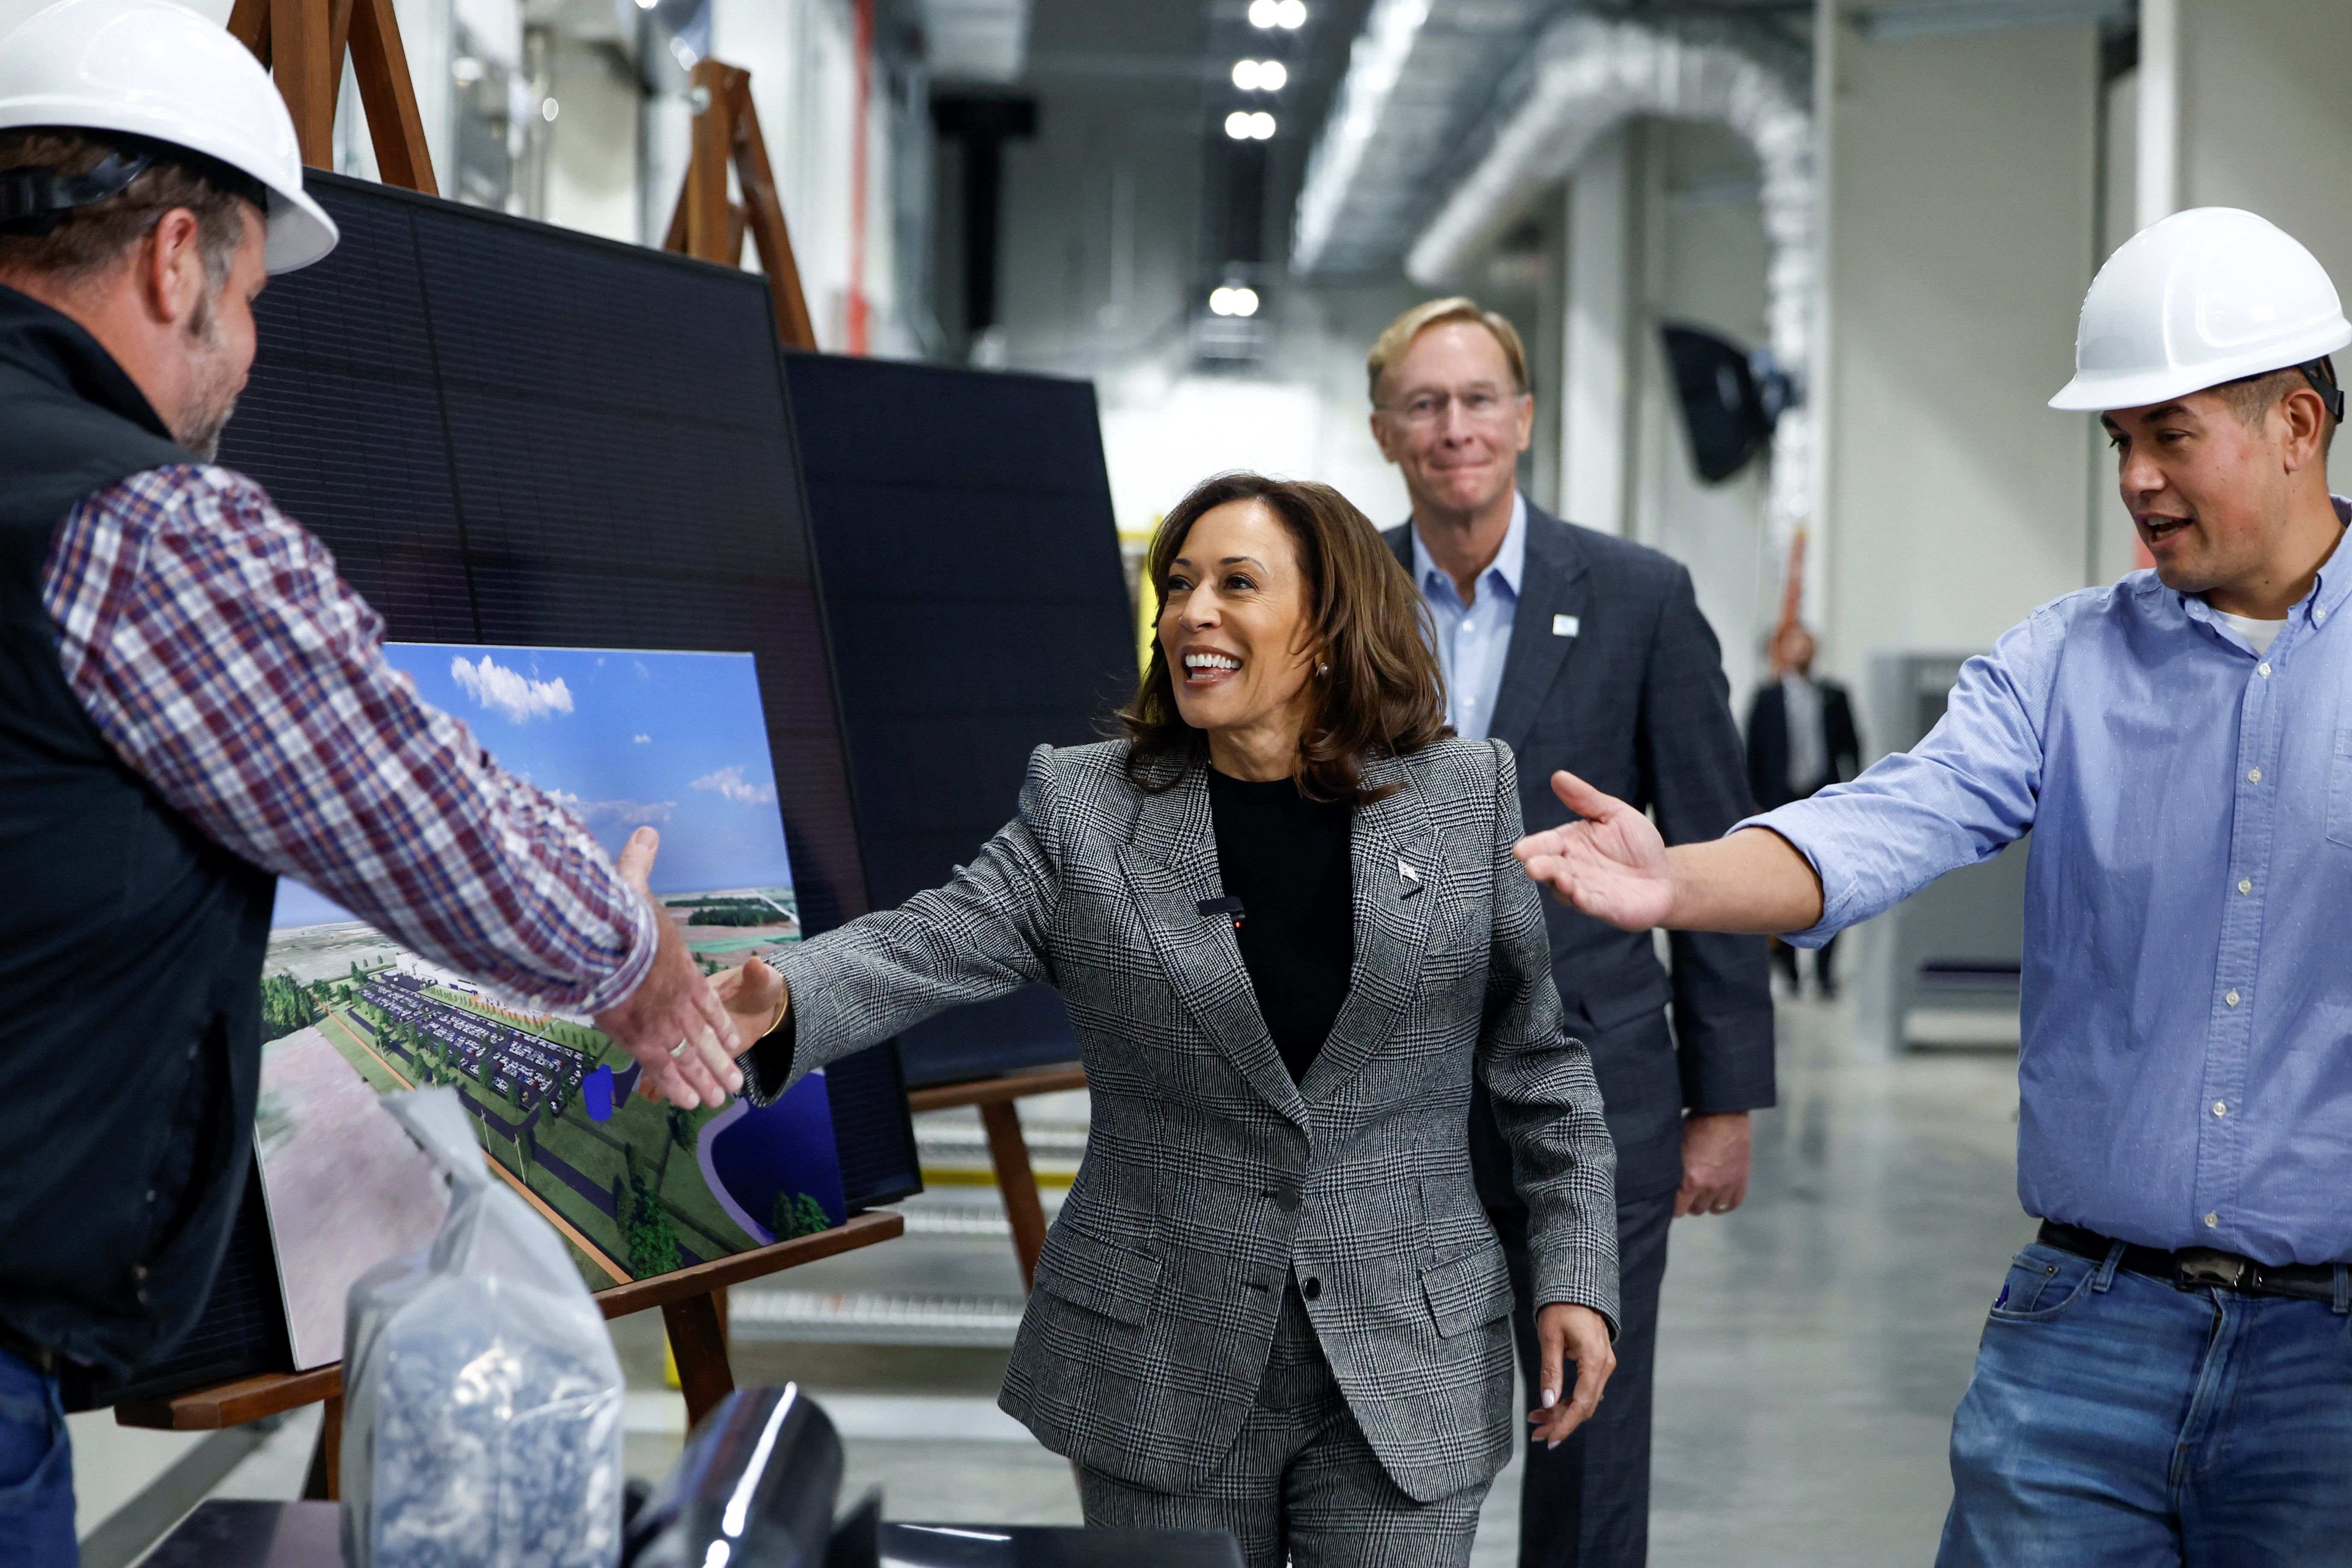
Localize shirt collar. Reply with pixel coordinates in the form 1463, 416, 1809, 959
1410, 491, 1528, 607
2173, 495, 2352, 634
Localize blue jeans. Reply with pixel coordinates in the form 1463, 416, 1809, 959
0, 1347, 73, 1568
1938, 1240, 2352, 1567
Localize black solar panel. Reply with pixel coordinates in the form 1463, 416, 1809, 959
218, 173, 919, 1209
783, 355, 1134, 1087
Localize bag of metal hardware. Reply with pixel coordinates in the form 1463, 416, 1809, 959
342, 1087, 625, 1568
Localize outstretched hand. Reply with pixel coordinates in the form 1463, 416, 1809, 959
591, 826, 745, 1110
1511, 771, 1675, 931
712, 955, 787, 1044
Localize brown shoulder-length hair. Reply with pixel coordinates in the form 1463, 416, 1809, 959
1118, 472, 1449, 806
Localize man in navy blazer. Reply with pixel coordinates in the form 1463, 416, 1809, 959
1369, 299, 1776, 1568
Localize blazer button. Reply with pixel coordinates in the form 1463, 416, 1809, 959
1302, 1276, 1322, 1301
1264, 1184, 1300, 1212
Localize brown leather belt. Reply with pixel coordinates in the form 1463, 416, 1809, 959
2039, 1220, 2347, 1304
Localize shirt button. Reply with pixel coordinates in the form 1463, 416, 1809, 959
1302, 1276, 1322, 1301
2204, 1212, 2221, 1228
2257, 663, 2272, 677
2317, 608, 2328, 623
2212, 1101, 2228, 1117
2238, 878, 2253, 895
2225, 989, 2241, 1007
2247, 768, 2262, 783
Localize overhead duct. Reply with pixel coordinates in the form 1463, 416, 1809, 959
1290, 0, 1557, 278
1404, 15, 1817, 545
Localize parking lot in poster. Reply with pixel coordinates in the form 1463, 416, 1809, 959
254, 645, 845, 1369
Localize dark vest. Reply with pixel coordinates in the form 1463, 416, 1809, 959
0, 285, 275, 1375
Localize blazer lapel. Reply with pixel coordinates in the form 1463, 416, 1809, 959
1115, 764, 1310, 1134
1298, 755, 1437, 1102
1488, 508, 1591, 753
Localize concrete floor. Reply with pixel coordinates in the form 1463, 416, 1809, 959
153, 988, 2028, 1565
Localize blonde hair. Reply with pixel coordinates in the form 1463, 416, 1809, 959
1366, 297, 1530, 404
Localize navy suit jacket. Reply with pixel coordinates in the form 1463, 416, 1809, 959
1389, 501, 1776, 1202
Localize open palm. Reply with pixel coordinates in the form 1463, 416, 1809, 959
1512, 771, 1674, 931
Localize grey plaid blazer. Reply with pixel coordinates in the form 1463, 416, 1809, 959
765, 735, 1618, 1503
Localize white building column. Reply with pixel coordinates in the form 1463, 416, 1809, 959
1559, 124, 1633, 536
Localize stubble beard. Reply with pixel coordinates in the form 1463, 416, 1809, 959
173, 287, 242, 463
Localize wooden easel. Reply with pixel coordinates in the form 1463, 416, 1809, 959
909, 1065, 1087, 1289
225, 0, 437, 194
115, 1212, 906, 1498
663, 59, 818, 351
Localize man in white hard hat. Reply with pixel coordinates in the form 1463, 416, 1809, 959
1510, 202, 2352, 1562
0, 4, 769, 1557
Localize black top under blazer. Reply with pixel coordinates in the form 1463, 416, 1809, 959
1386, 503, 1775, 1202
760, 737, 1618, 1504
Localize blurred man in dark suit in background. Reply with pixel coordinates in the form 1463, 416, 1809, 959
1743, 623, 1861, 996
1371, 297, 1775, 1568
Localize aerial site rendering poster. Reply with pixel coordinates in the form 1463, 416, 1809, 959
254, 644, 845, 1368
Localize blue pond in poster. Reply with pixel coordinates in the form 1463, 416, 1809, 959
252, 644, 843, 1367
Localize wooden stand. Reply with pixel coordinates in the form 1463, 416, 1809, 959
907, 1066, 1087, 1290
663, 59, 818, 351
115, 1210, 903, 1500
226, 0, 437, 195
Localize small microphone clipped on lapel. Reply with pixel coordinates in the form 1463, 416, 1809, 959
1198, 895, 1246, 930
1398, 859, 1423, 899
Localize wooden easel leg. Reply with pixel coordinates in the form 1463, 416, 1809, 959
662, 1290, 736, 1433
301, 1394, 344, 1501
980, 1099, 1047, 1290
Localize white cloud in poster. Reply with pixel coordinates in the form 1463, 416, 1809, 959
450, 654, 573, 723
632, 734, 652, 744
691, 765, 777, 806
549, 789, 675, 829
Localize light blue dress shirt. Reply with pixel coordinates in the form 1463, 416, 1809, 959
1410, 492, 1526, 743
1747, 502, 2352, 1264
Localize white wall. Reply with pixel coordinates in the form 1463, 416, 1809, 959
1818, 19, 2098, 686
2166, 0, 2352, 497
542, 32, 639, 245
1625, 117, 1777, 706
1559, 125, 1633, 538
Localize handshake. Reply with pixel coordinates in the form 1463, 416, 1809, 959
590, 826, 791, 1111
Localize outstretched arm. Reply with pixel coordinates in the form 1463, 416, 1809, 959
1513, 769, 1824, 934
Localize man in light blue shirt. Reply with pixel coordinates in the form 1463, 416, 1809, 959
1512, 208, 2352, 1563
1410, 490, 1525, 740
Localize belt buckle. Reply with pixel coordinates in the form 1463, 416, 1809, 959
2174, 1249, 2249, 1291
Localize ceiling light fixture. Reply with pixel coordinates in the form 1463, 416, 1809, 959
1232, 59, 1287, 91
1209, 286, 1261, 318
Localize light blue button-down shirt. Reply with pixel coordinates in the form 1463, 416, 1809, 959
1747, 502, 2352, 1264
1410, 492, 1526, 742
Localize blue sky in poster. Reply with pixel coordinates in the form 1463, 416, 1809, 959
272, 644, 793, 931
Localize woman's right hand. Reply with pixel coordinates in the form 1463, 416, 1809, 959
1512, 770, 1675, 931
713, 957, 788, 1043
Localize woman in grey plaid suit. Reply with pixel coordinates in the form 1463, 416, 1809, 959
727, 472, 1621, 1567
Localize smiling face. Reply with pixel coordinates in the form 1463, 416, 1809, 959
2101, 384, 2322, 599
1157, 499, 1322, 778
1370, 320, 1535, 521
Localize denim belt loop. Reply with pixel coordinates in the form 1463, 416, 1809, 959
2092, 1240, 2126, 1293
2332, 1264, 2350, 1316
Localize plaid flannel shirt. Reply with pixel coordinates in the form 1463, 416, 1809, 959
41, 464, 655, 1015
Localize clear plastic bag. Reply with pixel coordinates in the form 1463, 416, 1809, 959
342, 1087, 625, 1568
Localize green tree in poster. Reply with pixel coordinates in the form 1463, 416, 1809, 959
619, 1146, 680, 1279
768, 1193, 831, 1242
515, 1119, 535, 1182
258, 973, 319, 1042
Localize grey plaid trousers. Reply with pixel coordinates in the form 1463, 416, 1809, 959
1076, 1281, 1489, 1568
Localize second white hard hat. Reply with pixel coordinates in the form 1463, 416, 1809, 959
0, 0, 337, 272
2051, 207, 2350, 413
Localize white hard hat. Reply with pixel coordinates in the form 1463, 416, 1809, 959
0, 0, 337, 272
2051, 207, 2351, 413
